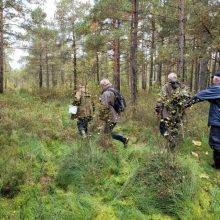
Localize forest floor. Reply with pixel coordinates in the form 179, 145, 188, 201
1, 89, 220, 220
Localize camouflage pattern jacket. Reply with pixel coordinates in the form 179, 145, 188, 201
99, 86, 120, 123
155, 81, 190, 119
72, 88, 94, 119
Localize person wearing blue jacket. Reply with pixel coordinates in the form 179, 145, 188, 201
185, 71, 220, 169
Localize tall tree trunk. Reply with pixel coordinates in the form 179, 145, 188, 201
39, 53, 43, 88
70, 72, 73, 88
207, 60, 212, 86
190, 61, 194, 91
126, 53, 130, 88
130, 0, 138, 104
51, 64, 57, 87
194, 60, 199, 92
199, 22, 210, 90
212, 52, 218, 76
45, 45, 49, 89
0, 0, 3, 93
149, 17, 155, 87
189, 36, 195, 91
72, 29, 77, 91
178, 0, 185, 81
199, 56, 209, 90
96, 51, 99, 84
141, 33, 146, 90
113, 18, 120, 91
157, 36, 164, 86
61, 68, 65, 85
4, 74, 7, 89
158, 63, 162, 86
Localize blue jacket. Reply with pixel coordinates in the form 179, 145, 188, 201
193, 83, 220, 126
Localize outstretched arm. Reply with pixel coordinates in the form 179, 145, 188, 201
184, 85, 220, 108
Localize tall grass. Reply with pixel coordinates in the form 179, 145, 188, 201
0, 89, 219, 219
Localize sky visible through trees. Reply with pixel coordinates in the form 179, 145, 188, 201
10, 0, 94, 69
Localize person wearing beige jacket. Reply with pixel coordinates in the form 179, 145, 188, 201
72, 85, 94, 138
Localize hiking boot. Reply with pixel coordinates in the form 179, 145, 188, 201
124, 138, 129, 148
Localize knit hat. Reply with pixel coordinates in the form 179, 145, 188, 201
168, 72, 178, 82
214, 71, 220, 77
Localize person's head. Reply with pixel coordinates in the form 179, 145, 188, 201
167, 72, 179, 89
167, 72, 178, 83
100, 79, 112, 90
212, 71, 220, 84
77, 84, 85, 92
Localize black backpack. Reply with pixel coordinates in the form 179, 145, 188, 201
107, 88, 126, 113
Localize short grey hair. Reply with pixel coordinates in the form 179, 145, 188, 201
100, 79, 112, 87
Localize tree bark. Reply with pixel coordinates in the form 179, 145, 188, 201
130, 0, 138, 104
190, 61, 194, 91
4, 75, 7, 89
194, 60, 199, 92
51, 64, 57, 87
199, 24, 210, 90
149, 16, 155, 87
199, 57, 209, 90
45, 45, 49, 89
178, 0, 185, 81
157, 37, 164, 86
141, 34, 146, 90
96, 51, 99, 84
189, 36, 195, 91
72, 29, 77, 91
39, 53, 43, 88
113, 18, 120, 91
61, 68, 65, 85
212, 52, 218, 76
0, 0, 3, 93
126, 53, 130, 88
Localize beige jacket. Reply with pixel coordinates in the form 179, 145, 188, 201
73, 88, 94, 118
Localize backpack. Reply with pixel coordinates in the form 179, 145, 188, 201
107, 88, 126, 113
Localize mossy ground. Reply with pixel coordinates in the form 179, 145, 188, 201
0, 89, 220, 219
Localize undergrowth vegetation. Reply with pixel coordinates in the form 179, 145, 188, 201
0, 89, 220, 219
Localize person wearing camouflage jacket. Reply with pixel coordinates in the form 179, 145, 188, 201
72, 85, 94, 138
99, 79, 128, 147
155, 73, 191, 148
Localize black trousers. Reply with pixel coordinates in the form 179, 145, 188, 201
209, 126, 220, 167
104, 122, 127, 144
77, 117, 91, 136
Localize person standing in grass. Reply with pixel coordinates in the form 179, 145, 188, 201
155, 72, 191, 149
99, 79, 129, 147
185, 71, 220, 169
71, 85, 94, 138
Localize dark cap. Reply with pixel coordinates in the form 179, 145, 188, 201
214, 71, 220, 77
